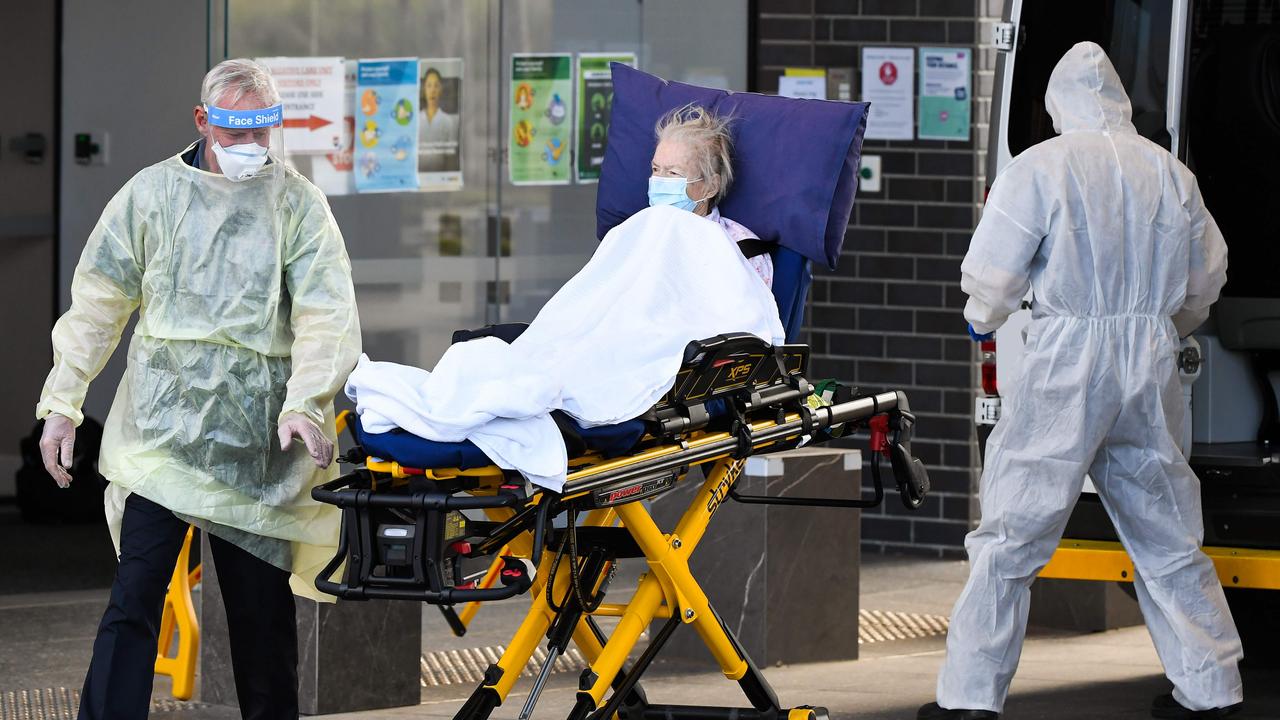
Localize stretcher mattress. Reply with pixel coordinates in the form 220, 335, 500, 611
353, 414, 647, 471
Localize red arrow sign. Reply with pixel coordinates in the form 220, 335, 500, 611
283, 115, 333, 131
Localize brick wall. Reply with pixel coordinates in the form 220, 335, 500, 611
754, 0, 989, 556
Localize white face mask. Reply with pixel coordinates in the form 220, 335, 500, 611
210, 140, 269, 182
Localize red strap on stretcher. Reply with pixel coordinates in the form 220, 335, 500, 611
869, 415, 891, 458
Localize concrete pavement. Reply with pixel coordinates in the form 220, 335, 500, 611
3, 554, 1276, 719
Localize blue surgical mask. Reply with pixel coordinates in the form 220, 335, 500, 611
648, 175, 707, 212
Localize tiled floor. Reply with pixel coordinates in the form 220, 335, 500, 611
3, 536, 1276, 719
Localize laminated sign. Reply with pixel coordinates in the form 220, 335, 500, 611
354, 58, 421, 192
258, 57, 345, 154
861, 47, 915, 140
510, 53, 574, 185
918, 47, 971, 140
576, 53, 635, 183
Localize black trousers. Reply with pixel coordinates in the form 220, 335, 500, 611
79, 493, 298, 720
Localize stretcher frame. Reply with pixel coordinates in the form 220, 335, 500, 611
1040, 538, 1280, 591
154, 526, 201, 700
315, 335, 928, 720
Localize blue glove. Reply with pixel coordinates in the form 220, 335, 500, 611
967, 323, 994, 342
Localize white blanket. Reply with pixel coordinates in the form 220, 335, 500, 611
346, 205, 786, 490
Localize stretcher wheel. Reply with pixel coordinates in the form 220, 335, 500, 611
890, 442, 930, 510
787, 706, 830, 720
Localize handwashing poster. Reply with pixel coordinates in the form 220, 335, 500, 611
575, 53, 635, 183
509, 53, 573, 185
354, 58, 421, 192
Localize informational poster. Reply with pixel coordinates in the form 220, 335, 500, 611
510, 53, 573, 186
918, 47, 972, 140
779, 67, 826, 99
258, 56, 345, 154
576, 53, 635, 183
312, 60, 357, 196
417, 58, 464, 191
354, 58, 420, 193
860, 47, 915, 140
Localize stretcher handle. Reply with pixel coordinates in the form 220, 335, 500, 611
820, 390, 904, 426
727, 403, 889, 509
311, 473, 523, 511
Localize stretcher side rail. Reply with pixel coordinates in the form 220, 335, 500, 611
557, 389, 928, 512
557, 390, 907, 498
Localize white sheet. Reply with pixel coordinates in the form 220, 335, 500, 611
345, 205, 786, 490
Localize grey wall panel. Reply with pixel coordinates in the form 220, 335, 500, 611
60, 0, 208, 421
0, 0, 57, 494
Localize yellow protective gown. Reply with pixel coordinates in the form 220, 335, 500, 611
36, 144, 362, 599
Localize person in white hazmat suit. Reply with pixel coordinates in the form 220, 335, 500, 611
35, 59, 361, 719
918, 43, 1242, 720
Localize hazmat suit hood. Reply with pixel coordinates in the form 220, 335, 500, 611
1045, 41, 1136, 134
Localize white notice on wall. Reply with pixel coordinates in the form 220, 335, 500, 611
778, 75, 825, 100
258, 56, 346, 154
860, 47, 915, 140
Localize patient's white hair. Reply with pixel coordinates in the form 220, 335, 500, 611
655, 104, 735, 207
200, 58, 281, 108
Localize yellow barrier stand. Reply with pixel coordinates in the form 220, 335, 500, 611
154, 526, 201, 700
1040, 539, 1280, 590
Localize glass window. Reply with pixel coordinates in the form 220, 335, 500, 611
229, 0, 497, 370
223, 0, 748, 370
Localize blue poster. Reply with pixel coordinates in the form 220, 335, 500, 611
354, 58, 421, 192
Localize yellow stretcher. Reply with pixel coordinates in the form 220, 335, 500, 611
312, 333, 930, 720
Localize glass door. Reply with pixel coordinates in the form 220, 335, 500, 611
494, 0, 643, 322
227, 0, 499, 369
494, 0, 749, 322
219, 0, 748, 367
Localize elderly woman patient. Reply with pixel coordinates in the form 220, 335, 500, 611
346, 103, 782, 491
648, 105, 773, 287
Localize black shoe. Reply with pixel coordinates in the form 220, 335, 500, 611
916, 702, 999, 719
1151, 693, 1243, 719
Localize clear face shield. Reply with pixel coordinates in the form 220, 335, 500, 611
201, 102, 288, 188
197, 100, 292, 252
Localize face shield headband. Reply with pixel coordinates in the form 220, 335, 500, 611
204, 103, 284, 129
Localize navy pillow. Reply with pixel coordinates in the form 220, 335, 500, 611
596, 64, 869, 270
